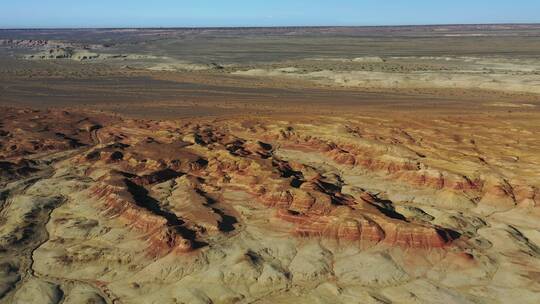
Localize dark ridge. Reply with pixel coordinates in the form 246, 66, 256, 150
53, 132, 85, 148
286, 210, 301, 216
134, 168, 182, 185
194, 130, 221, 146
193, 158, 209, 168
226, 140, 251, 157
15, 166, 39, 176
194, 188, 238, 233
106, 142, 130, 149
245, 250, 262, 266
109, 151, 124, 161
272, 160, 303, 179
118, 171, 138, 179
330, 195, 351, 206
0, 161, 15, 170
194, 134, 206, 145
215, 209, 238, 233
0, 190, 9, 208
0, 130, 10, 137
258, 141, 273, 151
290, 178, 304, 188
124, 180, 207, 249
317, 180, 342, 193
436, 228, 462, 243
369, 197, 408, 221
0, 161, 39, 179
85, 150, 101, 161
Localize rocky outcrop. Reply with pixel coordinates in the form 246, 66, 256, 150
0, 39, 51, 48
24, 47, 101, 61
2, 107, 540, 304
89, 174, 193, 257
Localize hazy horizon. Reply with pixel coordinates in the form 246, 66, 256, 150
2, 0, 540, 29
2, 22, 540, 31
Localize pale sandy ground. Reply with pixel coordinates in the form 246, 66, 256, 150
233, 56, 540, 94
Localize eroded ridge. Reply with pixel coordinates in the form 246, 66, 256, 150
89, 173, 193, 257
1, 107, 540, 303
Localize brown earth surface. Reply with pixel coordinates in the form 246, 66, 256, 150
1, 25, 540, 304
1, 104, 539, 303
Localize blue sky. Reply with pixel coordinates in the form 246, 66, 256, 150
1, 0, 539, 28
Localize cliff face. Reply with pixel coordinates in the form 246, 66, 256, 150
1, 107, 539, 304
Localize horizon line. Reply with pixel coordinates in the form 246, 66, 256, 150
1, 22, 539, 31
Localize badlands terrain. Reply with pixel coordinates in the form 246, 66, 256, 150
1, 25, 540, 303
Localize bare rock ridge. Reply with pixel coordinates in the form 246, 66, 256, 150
1, 107, 539, 303
89, 173, 194, 257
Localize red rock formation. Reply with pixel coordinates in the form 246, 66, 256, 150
89, 174, 192, 257
265, 130, 487, 202
208, 150, 458, 249
7, 108, 516, 254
